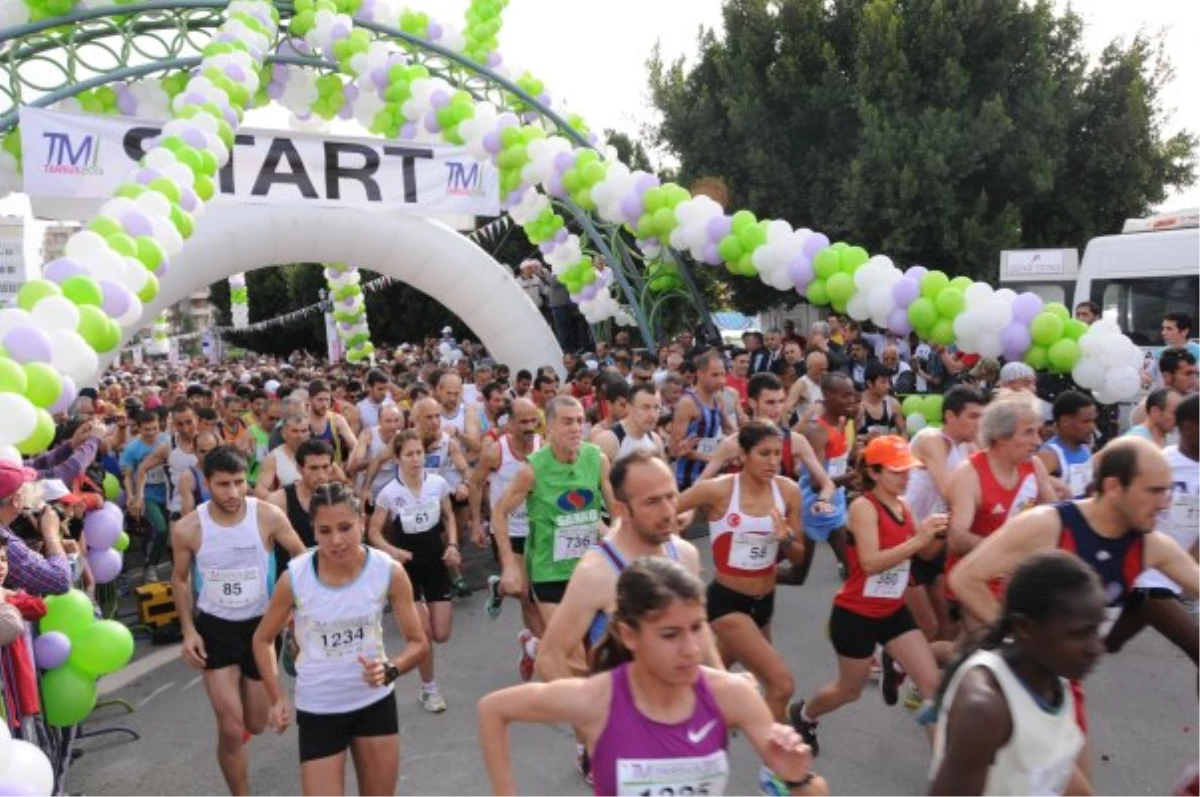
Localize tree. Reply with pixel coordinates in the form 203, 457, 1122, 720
647, 0, 1196, 314
604, 129, 656, 174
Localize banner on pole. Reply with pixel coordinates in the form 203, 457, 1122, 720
19, 107, 501, 219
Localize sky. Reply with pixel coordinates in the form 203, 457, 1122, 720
3, 0, 1197, 270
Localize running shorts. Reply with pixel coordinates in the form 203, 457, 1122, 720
194, 612, 263, 680
706, 580, 775, 629
828, 604, 918, 659
910, 549, 946, 587
403, 558, 453, 603
297, 692, 399, 763
531, 579, 569, 605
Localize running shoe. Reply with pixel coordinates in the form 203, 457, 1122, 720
419, 684, 447, 713
880, 651, 902, 706
903, 684, 923, 711
280, 627, 298, 678
576, 746, 593, 787
787, 700, 819, 757
517, 628, 536, 682
485, 575, 503, 620
452, 577, 472, 598
757, 766, 787, 795
836, 561, 848, 582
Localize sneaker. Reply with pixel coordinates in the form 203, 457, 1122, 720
787, 700, 819, 757
575, 746, 593, 787
869, 653, 882, 680
419, 684, 447, 713
141, 565, 160, 585
836, 561, 848, 582
485, 575, 503, 620
517, 629, 536, 682
903, 684, 923, 712
452, 577, 471, 598
280, 628, 298, 678
880, 651, 902, 706
757, 765, 787, 796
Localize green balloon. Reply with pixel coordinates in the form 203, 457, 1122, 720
901, 395, 924, 416
113, 531, 130, 552
813, 249, 840, 280
41, 665, 98, 728
922, 395, 944, 424
137, 271, 160, 303
838, 246, 869, 273
827, 272, 855, 304
105, 232, 137, 258
1030, 312, 1065, 347
135, 236, 165, 270
935, 288, 965, 318
40, 589, 95, 637
920, 270, 950, 299
652, 207, 677, 236
0, 356, 29, 395
68, 620, 135, 677
1044, 302, 1070, 322
17, 279, 63, 312
949, 276, 973, 292
1024, 344, 1049, 371
104, 472, 121, 500
907, 297, 937, 330
21, 362, 62, 409
76, 305, 111, 351
731, 210, 757, 233
61, 275, 104, 307
717, 235, 743, 264
17, 408, 55, 455
86, 216, 124, 238
1048, 339, 1081, 374
806, 279, 830, 306
736, 224, 766, 251
930, 318, 955, 346
1063, 319, 1088, 341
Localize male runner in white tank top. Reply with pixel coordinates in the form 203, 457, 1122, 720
594, 382, 666, 464
435, 370, 482, 456
171, 446, 307, 796
254, 414, 309, 499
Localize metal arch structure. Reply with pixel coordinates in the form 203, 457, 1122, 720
0, 1, 720, 350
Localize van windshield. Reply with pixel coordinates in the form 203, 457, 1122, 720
1094, 276, 1200, 346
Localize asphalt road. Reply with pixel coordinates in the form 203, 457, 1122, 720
68, 542, 1197, 796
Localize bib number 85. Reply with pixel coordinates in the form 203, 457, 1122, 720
222, 583, 242, 597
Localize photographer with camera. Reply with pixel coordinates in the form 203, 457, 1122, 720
0, 460, 71, 596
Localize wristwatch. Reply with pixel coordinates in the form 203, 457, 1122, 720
382, 662, 401, 686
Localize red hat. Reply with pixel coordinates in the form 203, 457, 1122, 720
0, 460, 38, 500
863, 435, 923, 472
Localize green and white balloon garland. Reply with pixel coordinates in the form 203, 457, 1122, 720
229, 272, 250, 329
324, 263, 375, 363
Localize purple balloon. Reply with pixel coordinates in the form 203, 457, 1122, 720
633, 172, 660, 196
180, 127, 208, 149
482, 130, 501, 154
0, 780, 41, 796
223, 63, 246, 82
400, 123, 418, 140
802, 232, 830, 259
699, 242, 723, 266
83, 506, 123, 550
266, 81, 284, 100
328, 21, 350, 40
42, 257, 87, 284
136, 167, 162, 185
887, 308, 914, 337
538, 240, 556, 255
34, 631, 71, 670
905, 265, 929, 283
619, 194, 643, 224
787, 257, 814, 291
178, 186, 199, 213
487, 52, 502, 68
120, 210, 153, 237
554, 227, 569, 244
496, 112, 519, 130
115, 87, 137, 116
370, 67, 388, 91
553, 152, 575, 174
87, 548, 123, 585
423, 111, 441, 133
3, 326, 52, 364
429, 89, 450, 109
545, 174, 565, 198
579, 283, 599, 302
705, 215, 732, 242
426, 20, 443, 40
183, 90, 208, 106
1000, 322, 1032, 359
891, 277, 920, 308
1011, 292, 1044, 325
99, 279, 133, 318
50, 375, 77, 416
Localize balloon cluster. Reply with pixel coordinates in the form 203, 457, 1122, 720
901, 394, 945, 437
461, 0, 507, 65
324, 263, 375, 363
150, 312, 170, 356
229, 272, 250, 329
37, 587, 135, 729
1068, 317, 1147, 403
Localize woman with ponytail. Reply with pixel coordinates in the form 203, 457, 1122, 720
478, 558, 826, 796
930, 550, 1106, 796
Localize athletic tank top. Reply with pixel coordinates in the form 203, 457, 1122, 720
904, 431, 969, 520
586, 538, 680, 648
188, 466, 211, 507
194, 498, 270, 621
816, 416, 850, 478
365, 427, 398, 499
489, 434, 539, 539
424, 433, 461, 488
592, 663, 730, 797
167, 436, 198, 513
276, 484, 315, 580
709, 474, 785, 579
835, 493, 914, 618
377, 473, 450, 561
1055, 502, 1144, 607
1041, 437, 1093, 499
270, 447, 301, 491
613, 423, 659, 463
248, 424, 269, 486
290, 547, 392, 714
313, 416, 344, 462
526, 443, 603, 584
858, 397, 898, 437
675, 391, 724, 490
1136, 446, 1199, 593
441, 404, 466, 436
933, 649, 1082, 796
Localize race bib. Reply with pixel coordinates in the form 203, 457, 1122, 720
510, 504, 529, 530
423, 454, 443, 471
616, 750, 729, 797
1066, 463, 1093, 498
728, 531, 778, 571
1169, 494, 1199, 537
696, 438, 721, 457
145, 465, 167, 485
863, 560, 910, 600
398, 498, 440, 534
203, 567, 262, 610
553, 521, 598, 562
255, 442, 269, 462
307, 615, 381, 662
827, 455, 848, 478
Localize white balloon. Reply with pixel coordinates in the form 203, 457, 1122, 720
906, 413, 927, 435
846, 294, 870, 322
1072, 358, 1106, 391
48, 329, 90, 375
0, 394, 38, 447
0, 445, 20, 466
64, 230, 109, 261
867, 288, 894, 320
2, 740, 53, 797
117, 295, 145, 329
0, 308, 32, 338
148, 214, 183, 256
69, 345, 101, 386
30, 296, 81, 331
79, 248, 128, 283
977, 331, 1004, 359
994, 288, 1017, 304
1103, 366, 1141, 402
134, 191, 172, 219
122, 262, 150, 294
963, 282, 994, 308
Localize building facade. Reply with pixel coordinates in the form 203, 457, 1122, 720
0, 216, 27, 307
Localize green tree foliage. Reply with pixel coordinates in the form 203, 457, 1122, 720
647, 0, 1196, 313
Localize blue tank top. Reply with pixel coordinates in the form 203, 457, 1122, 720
674, 391, 723, 490
1055, 501, 1144, 607
586, 539, 680, 648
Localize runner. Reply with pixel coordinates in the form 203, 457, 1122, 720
123, 409, 170, 584
307, 379, 358, 467
1125, 387, 1181, 447
135, 400, 200, 572
468, 398, 542, 631
671, 349, 733, 490
267, 439, 335, 579
586, 378, 631, 444
255, 414, 310, 498
435, 369, 482, 455
492, 395, 616, 682
218, 394, 252, 457
593, 382, 666, 464
251, 482, 429, 797
367, 430, 460, 713
348, 404, 403, 512
1036, 391, 1097, 499
178, 431, 220, 516
857, 362, 905, 438
411, 396, 472, 596
788, 436, 948, 756
477, 558, 826, 797
930, 551, 1103, 796
675, 421, 806, 723
356, 369, 395, 432
245, 389, 272, 487
169, 446, 307, 796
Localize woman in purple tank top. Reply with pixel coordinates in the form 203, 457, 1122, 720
478, 559, 825, 796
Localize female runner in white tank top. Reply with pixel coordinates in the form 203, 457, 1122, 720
252, 482, 429, 797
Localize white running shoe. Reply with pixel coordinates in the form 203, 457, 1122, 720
419, 684, 447, 713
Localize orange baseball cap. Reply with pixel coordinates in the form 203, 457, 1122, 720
863, 435, 924, 472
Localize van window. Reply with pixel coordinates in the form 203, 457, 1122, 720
999, 282, 1068, 305
1094, 276, 1200, 346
